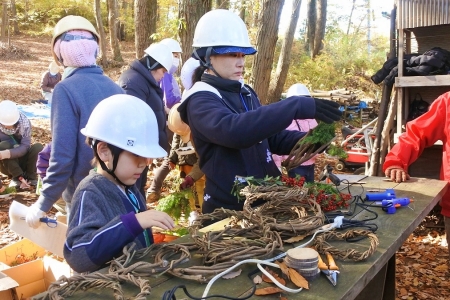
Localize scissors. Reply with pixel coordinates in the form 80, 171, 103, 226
317, 251, 340, 286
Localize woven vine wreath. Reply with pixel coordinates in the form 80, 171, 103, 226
241, 185, 326, 238
313, 230, 379, 261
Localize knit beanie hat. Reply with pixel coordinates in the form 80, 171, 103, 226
53, 30, 98, 67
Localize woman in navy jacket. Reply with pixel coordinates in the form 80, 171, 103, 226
178, 10, 342, 214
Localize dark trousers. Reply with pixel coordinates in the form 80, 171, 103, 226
0, 142, 44, 180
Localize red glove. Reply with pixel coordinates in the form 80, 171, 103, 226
180, 176, 195, 190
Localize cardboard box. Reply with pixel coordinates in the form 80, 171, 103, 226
0, 239, 72, 300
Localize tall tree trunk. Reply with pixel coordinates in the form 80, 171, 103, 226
267, 0, 302, 104
178, 0, 212, 64
135, 0, 157, 58
1, 2, 8, 41
10, 0, 19, 34
313, 0, 327, 57
346, 0, 356, 36
249, 0, 285, 105
108, 0, 123, 62
307, 0, 327, 59
306, 0, 316, 56
94, 0, 108, 67
215, 0, 230, 9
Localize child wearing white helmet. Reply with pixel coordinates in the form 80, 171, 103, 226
0, 100, 43, 189
272, 84, 318, 182
25, 15, 124, 229
39, 61, 61, 104
64, 94, 174, 273
118, 42, 173, 200
177, 9, 342, 215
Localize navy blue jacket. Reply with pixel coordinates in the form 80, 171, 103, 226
117, 60, 168, 151
178, 74, 316, 213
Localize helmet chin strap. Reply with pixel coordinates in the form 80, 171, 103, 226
92, 140, 132, 189
194, 47, 222, 78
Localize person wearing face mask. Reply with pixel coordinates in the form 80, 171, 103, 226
24, 15, 124, 229
117, 42, 173, 199
146, 38, 183, 203
177, 10, 342, 214
39, 61, 62, 104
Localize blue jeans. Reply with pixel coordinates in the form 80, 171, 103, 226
288, 164, 315, 183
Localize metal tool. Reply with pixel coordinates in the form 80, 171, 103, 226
317, 251, 340, 286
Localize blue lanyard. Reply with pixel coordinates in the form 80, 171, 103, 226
240, 94, 249, 112
126, 190, 151, 247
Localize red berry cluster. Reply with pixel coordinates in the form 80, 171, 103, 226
312, 191, 351, 212
281, 175, 306, 188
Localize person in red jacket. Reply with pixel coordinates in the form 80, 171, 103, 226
383, 91, 450, 254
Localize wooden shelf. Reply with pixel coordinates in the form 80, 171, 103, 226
395, 75, 450, 87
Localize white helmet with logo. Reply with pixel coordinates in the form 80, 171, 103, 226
0, 100, 20, 126
160, 38, 182, 53
286, 84, 311, 98
81, 94, 166, 158
144, 43, 173, 71
168, 103, 191, 143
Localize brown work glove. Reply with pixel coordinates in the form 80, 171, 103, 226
385, 165, 410, 183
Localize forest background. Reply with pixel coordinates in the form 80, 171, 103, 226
1, 0, 392, 103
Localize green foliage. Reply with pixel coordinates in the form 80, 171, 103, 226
14, 0, 97, 35
326, 144, 348, 160
163, 227, 189, 237
300, 122, 336, 145
0, 186, 16, 195
156, 189, 192, 223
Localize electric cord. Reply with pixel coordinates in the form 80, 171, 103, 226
161, 269, 260, 300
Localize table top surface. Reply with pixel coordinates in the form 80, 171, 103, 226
37, 176, 448, 300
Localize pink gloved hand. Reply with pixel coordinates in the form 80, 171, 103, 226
180, 176, 194, 190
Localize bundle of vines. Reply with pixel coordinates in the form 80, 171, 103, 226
42, 123, 379, 299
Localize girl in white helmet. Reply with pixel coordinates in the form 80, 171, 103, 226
117, 42, 173, 200
177, 10, 342, 215
64, 94, 174, 273
25, 15, 124, 229
0, 100, 43, 189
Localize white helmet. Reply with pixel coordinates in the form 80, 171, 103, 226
49, 61, 60, 74
81, 94, 167, 158
160, 38, 182, 53
143, 43, 173, 72
193, 9, 255, 51
0, 100, 20, 126
168, 103, 190, 143
286, 84, 311, 98
180, 58, 200, 90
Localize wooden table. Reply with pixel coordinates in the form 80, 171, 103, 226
35, 176, 448, 300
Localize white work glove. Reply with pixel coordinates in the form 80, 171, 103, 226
26, 204, 46, 228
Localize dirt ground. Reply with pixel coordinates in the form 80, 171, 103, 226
0, 35, 449, 300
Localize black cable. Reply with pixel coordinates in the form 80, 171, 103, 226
161, 268, 260, 300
